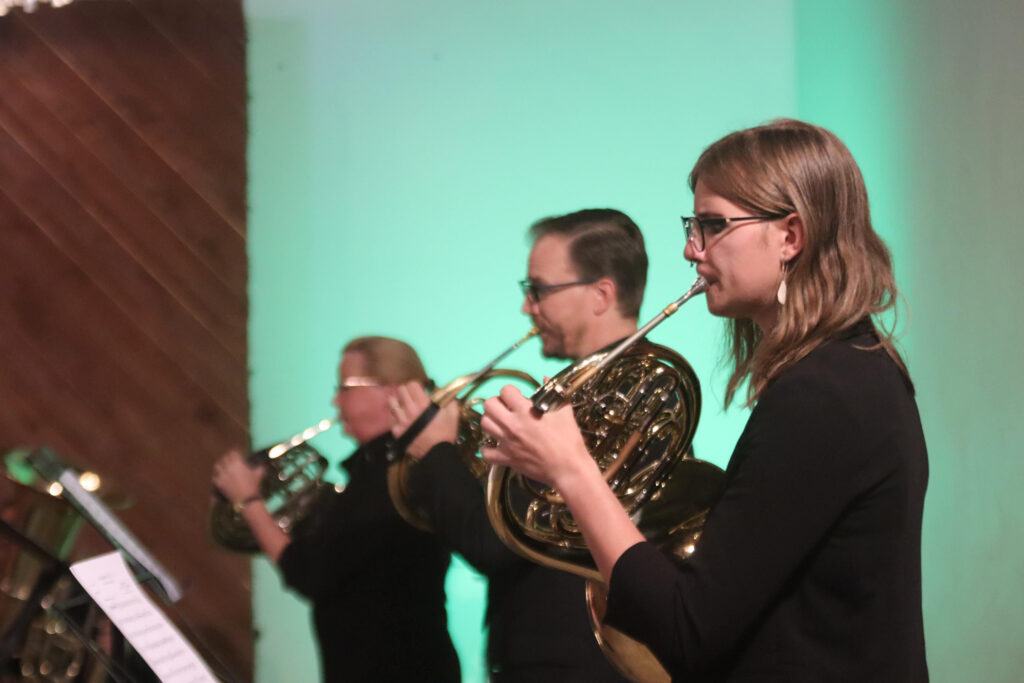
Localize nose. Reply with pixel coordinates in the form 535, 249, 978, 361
522, 295, 537, 316
683, 238, 703, 264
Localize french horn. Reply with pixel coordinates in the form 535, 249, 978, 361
387, 329, 539, 531
209, 420, 334, 553
211, 330, 540, 550
485, 277, 726, 683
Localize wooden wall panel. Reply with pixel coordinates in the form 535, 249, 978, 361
0, 1, 251, 679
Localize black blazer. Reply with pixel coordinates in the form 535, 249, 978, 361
605, 321, 929, 682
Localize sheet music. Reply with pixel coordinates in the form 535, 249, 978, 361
70, 551, 217, 683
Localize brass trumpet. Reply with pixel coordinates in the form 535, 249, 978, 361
387, 328, 539, 531
486, 277, 726, 683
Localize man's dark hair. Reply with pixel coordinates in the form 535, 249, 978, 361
529, 208, 648, 318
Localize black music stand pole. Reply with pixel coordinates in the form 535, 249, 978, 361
46, 590, 137, 683
0, 518, 144, 682
0, 519, 67, 671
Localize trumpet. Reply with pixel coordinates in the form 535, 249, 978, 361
386, 328, 539, 531
486, 277, 726, 683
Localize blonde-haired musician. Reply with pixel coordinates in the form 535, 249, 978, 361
214, 336, 460, 682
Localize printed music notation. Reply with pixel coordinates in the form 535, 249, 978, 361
70, 551, 217, 683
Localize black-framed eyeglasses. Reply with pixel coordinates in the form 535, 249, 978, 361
518, 278, 598, 303
681, 214, 787, 251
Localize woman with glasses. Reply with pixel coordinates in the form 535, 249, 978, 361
213, 336, 460, 682
480, 119, 928, 681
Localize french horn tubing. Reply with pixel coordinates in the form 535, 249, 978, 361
387, 328, 539, 531
485, 277, 726, 683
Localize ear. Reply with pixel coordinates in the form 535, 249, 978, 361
780, 213, 805, 262
591, 277, 617, 316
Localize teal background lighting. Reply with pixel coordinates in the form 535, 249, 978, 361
245, 1, 1024, 680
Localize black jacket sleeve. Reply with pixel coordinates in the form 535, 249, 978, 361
407, 441, 523, 575
604, 338, 926, 679
278, 465, 412, 599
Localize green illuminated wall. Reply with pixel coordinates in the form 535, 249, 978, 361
795, 2, 1024, 679
246, 1, 1024, 680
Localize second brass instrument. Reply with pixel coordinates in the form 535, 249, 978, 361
386, 328, 539, 531
485, 277, 725, 683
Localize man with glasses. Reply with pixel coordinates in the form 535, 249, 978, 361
520, 209, 647, 361
390, 209, 645, 682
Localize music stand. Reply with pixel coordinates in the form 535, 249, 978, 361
2, 447, 223, 682
26, 448, 182, 604
0, 518, 66, 671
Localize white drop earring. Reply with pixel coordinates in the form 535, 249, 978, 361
777, 260, 789, 305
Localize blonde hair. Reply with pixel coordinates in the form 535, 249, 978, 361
342, 336, 428, 385
689, 119, 909, 407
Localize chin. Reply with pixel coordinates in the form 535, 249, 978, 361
706, 300, 747, 322
541, 344, 569, 360
539, 336, 565, 359
704, 293, 727, 317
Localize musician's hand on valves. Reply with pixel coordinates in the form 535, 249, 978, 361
212, 449, 263, 506
480, 384, 598, 490
390, 382, 459, 459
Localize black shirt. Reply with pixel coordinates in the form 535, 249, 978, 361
278, 432, 460, 682
410, 441, 628, 682
605, 321, 929, 682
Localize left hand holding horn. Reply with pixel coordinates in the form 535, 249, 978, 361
481, 384, 595, 489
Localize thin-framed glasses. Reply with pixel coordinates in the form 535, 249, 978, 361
518, 278, 598, 303
681, 214, 787, 251
336, 376, 383, 393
